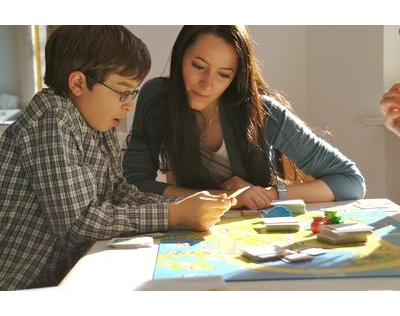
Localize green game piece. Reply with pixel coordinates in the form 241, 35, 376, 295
324, 210, 337, 219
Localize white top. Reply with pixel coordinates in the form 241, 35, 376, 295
201, 139, 233, 182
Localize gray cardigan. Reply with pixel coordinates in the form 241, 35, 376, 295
123, 78, 366, 200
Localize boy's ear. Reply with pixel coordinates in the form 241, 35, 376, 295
68, 71, 87, 97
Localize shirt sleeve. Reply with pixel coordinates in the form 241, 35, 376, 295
18, 109, 169, 243
122, 78, 169, 195
112, 170, 175, 206
264, 96, 366, 200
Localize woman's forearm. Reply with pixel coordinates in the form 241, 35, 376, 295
287, 179, 335, 202
163, 185, 227, 198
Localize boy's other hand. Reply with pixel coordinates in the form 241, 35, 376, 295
168, 191, 236, 231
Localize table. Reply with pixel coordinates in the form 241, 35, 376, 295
60, 199, 400, 290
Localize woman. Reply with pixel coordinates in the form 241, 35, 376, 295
123, 25, 365, 210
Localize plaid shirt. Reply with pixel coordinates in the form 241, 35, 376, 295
0, 89, 169, 290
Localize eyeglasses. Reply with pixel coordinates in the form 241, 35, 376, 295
85, 73, 140, 102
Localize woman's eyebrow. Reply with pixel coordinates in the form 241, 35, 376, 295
194, 57, 235, 71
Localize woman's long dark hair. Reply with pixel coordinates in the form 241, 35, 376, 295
161, 25, 292, 189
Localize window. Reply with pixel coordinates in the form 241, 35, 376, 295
0, 25, 46, 125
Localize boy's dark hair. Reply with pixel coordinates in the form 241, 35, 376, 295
44, 26, 151, 95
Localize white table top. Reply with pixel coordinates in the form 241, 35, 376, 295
60, 199, 400, 290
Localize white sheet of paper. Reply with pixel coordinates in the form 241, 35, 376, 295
238, 245, 293, 261
109, 236, 154, 249
353, 199, 394, 209
327, 223, 373, 233
262, 217, 299, 224
134, 276, 227, 291
300, 248, 327, 256
238, 245, 286, 256
281, 252, 313, 263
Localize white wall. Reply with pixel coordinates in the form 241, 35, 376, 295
306, 26, 387, 200
250, 26, 307, 118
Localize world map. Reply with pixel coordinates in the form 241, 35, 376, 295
154, 208, 400, 281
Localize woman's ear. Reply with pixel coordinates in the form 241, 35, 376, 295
68, 71, 87, 97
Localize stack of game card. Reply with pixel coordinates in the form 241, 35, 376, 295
281, 248, 327, 263
239, 244, 330, 263
238, 244, 293, 261
271, 199, 306, 215
317, 223, 373, 244
262, 217, 300, 232
260, 206, 293, 218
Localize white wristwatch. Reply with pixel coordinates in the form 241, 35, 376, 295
276, 182, 287, 200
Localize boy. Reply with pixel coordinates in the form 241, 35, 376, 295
0, 26, 235, 290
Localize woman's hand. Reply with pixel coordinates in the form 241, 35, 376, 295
221, 176, 278, 210
380, 82, 400, 137
168, 191, 236, 231
221, 175, 251, 191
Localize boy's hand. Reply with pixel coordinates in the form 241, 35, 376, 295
168, 191, 236, 231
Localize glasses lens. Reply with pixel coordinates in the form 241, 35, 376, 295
118, 92, 128, 102
119, 90, 140, 102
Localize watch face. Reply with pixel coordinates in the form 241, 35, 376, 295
277, 182, 287, 200
277, 182, 286, 191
